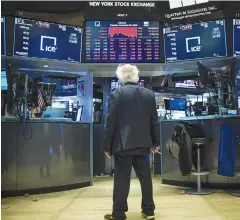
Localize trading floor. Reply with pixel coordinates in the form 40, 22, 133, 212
1, 177, 240, 220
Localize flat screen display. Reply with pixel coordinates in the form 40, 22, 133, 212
44, 78, 77, 97
163, 20, 227, 62
233, 19, 240, 56
175, 80, 196, 89
169, 99, 186, 111
1, 17, 6, 56
1, 71, 8, 90
111, 79, 145, 92
85, 21, 160, 63
14, 18, 83, 62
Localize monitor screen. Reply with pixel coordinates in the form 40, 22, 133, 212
43, 77, 77, 96
14, 18, 83, 62
169, 99, 186, 111
164, 99, 170, 110
52, 100, 69, 111
85, 20, 160, 63
233, 19, 240, 56
163, 20, 227, 62
1, 17, 6, 56
175, 80, 196, 89
1, 71, 8, 90
111, 79, 145, 92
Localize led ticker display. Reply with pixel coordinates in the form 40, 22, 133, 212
85, 21, 160, 63
163, 20, 227, 62
175, 80, 196, 89
14, 18, 83, 62
233, 19, 240, 56
1, 17, 6, 56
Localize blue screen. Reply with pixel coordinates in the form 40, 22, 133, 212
233, 19, 240, 56
85, 20, 160, 63
170, 99, 186, 111
163, 20, 227, 62
1, 71, 8, 90
1, 17, 6, 56
14, 18, 83, 62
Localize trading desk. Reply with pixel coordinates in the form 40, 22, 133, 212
1, 118, 91, 197
157, 115, 240, 189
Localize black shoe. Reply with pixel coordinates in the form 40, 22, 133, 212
104, 214, 114, 220
104, 214, 126, 220
141, 211, 155, 220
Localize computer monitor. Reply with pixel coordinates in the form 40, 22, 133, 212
1, 71, 8, 90
175, 80, 196, 89
164, 99, 170, 110
197, 61, 215, 88
169, 99, 186, 111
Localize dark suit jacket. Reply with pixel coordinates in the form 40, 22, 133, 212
103, 83, 160, 155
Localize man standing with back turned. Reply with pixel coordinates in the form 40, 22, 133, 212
103, 64, 160, 220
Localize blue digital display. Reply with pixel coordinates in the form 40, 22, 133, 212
85, 21, 160, 63
233, 19, 240, 56
1, 71, 8, 90
14, 18, 83, 62
1, 17, 6, 56
163, 20, 227, 62
170, 99, 186, 111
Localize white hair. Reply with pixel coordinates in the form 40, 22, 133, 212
116, 64, 139, 84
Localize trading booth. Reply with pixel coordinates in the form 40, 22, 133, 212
1, 1, 240, 196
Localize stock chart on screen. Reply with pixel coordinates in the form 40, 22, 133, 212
163, 20, 227, 62
85, 21, 160, 63
233, 19, 240, 56
14, 18, 83, 62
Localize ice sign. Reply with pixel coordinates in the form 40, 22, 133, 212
14, 18, 83, 62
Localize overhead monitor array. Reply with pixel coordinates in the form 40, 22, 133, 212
1, 17, 239, 63
163, 20, 227, 62
13, 18, 83, 62
85, 21, 160, 63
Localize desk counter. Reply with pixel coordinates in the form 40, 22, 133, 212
156, 115, 240, 189
1, 119, 91, 197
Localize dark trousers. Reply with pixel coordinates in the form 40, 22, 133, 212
112, 151, 155, 219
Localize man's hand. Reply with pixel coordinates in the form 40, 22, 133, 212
152, 146, 160, 153
104, 151, 111, 159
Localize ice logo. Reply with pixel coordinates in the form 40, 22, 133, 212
40, 36, 57, 52
186, 36, 202, 53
